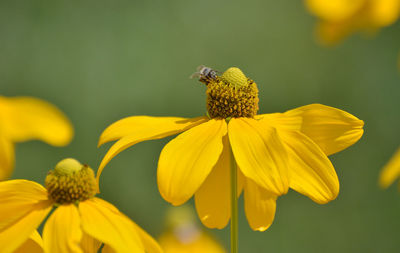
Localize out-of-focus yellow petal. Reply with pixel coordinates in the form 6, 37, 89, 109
159, 230, 226, 253
43, 205, 83, 253
316, 21, 354, 46
244, 179, 277, 232
97, 116, 207, 187
14, 230, 44, 253
228, 118, 289, 196
368, 0, 400, 26
279, 130, 339, 204
379, 148, 400, 188
80, 233, 101, 253
0, 135, 14, 180
259, 104, 364, 156
0, 96, 73, 146
0, 200, 52, 253
79, 198, 145, 253
158, 119, 227, 206
0, 180, 49, 231
305, 0, 364, 21
194, 135, 243, 229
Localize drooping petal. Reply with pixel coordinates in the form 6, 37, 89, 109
89, 198, 162, 253
79, 198, 145, 253
43, 205, 83, 253
0, 135, 14, 180
80, 233, 101, 253
97, 116, 207, 186
158, 119, 227, 206
258, 104, 364, 155
14, 230, 44, 253
0, 200, 52, 253
0, 180, 49, 231
279, 130, 339, 204
379, 148, 400, 188
0, 96, 73, 146
228, 118, 289, 196
194, 135, 243, 229
244, 179, 277, 232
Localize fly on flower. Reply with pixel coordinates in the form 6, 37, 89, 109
97, 66, 364, 231
0, 158, 163, 253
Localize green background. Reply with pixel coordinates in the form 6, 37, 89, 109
1, 0, 400, 252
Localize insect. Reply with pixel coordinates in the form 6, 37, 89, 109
190, 65, 218, 84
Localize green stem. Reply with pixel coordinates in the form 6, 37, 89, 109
230, 147, 238, 253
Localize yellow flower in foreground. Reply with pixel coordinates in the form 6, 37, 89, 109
159, 206, 226, 253
379, 148, 400, 189
14, 231, 44, 253
97, 67, 364, 231
0, 158, 162, 253
0, 96, 73, 180
305, 0, 400, 45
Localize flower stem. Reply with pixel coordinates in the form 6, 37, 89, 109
230, 147, 238, 253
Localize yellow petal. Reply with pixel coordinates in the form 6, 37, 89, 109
194, 135, 243, 229
80, 233, 101, 253
0, 180, 49, 231
0, 96, 73, 146
244, 179, 277, 232
280, 130, 339, 204
43, 205, 83, 253
14, 230, 44, 253
158, 119, 227, 205
315, 21, 354, 46
379, 148, 400, 188
368, 0, 400, 26
0, 200, 52, 253
0, 136, 14, 180
259, 104, 364, 156
305, 0, 364, 21
97, 116, 207, 187
228, 118, 289, 196
79, 198, 145, 253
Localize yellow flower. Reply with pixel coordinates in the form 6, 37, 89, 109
159, 206, 226, 253
379, 148, 400, 189
0, 158, 162, 253
305, 0, 400, 45
0, 96, 73, 180
97, 67, 364, 231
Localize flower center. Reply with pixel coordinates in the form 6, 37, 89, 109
205, 67, 259, 119
45, 158, 97, 204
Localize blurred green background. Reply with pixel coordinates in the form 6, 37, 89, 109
1, 0, 400, 252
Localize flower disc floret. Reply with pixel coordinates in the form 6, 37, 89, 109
206, 67, 259, 119
45, 158, 97, 204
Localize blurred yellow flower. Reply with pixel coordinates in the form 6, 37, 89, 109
305, 0, 400, 45
97, 66, 364, 231
0, 96, 73, 180
159, 206, 226, 253
0, 158, 162, 253
379, 148, 400, 188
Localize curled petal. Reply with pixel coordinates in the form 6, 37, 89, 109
279, 130, 339, 204
258, 104, 364, 155
228, 118, 289, 195
97, 116, 207, 187
0, 96, 73, 146
80, 233, 101, 253
79, 198, 144, 253
244, 179, 277, 232
158, 119, 227, 205
43, 205, 83, 253
379, 148, 400, 188
14, 230, 44, 253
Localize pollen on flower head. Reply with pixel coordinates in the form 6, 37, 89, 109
205, 67, 259, 119
45, 158, 97, 204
